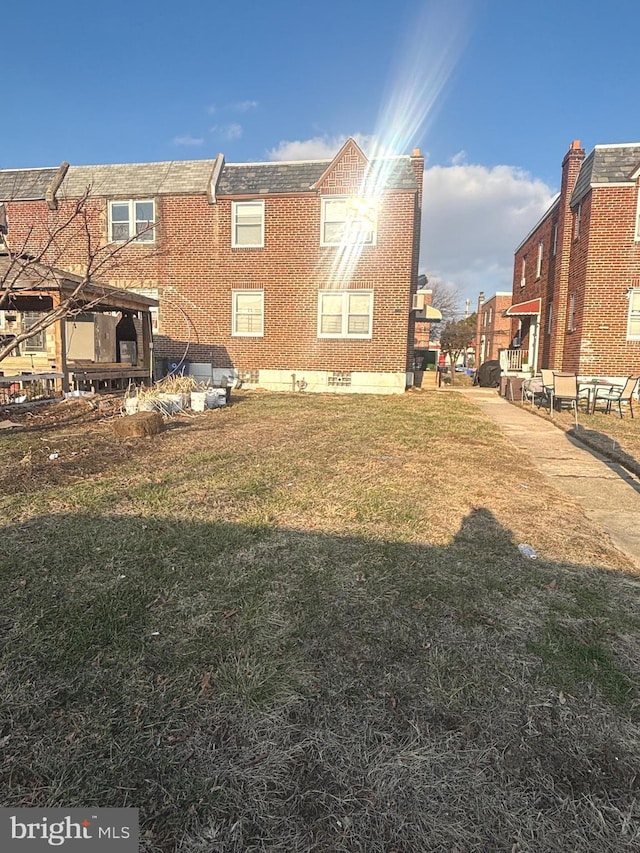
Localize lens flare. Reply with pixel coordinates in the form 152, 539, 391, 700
314, 0, 471, 292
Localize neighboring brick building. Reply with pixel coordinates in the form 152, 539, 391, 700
474, 290, 512, 365
509, 139, 640, 376
0, 138, 424, 394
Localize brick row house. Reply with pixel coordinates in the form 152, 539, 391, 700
474, 291, 512, 365
507, 139, 640, 377
0, 138, 425, 394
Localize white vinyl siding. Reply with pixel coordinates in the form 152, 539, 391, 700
320, 197, 377, 246
232, 201, 264, 248
232, 290, 264, 336
109, 200, 155, 243
318, 290, 373, 338
627, 289, 640, 340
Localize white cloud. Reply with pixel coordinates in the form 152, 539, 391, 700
232, 100, 258, 112
211, 123, 243, 141
421, 162, 557, 306
173, 134, 204, 147
267, 133, 379, 161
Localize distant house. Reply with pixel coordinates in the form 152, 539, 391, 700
474, 291, 512, 365
0, 138, 425, 395
506, 139, 640, 376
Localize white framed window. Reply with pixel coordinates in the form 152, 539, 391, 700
627, 289, 640, 340
320, 197, 377, 246
574, 203, 582, 240
318, 290, 373, 338
232, 290, 264, 336
635, 191, 640, 241
130, 287, 160, 334
568, 293, 576, 332
22, 311, 46, 351
552, 222, 558, 256
520, 256, 526, 288
232, 201, 264, 248
108, 200, 155, 243
536, 240, 544, 279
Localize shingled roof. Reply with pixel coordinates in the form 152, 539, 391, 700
216, 156, 417, 195
571, 143, 640, 206
0, 168, 59, 201
0, 150, 418, 203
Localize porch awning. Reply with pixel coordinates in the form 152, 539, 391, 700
505, 297, 541, 317
415, 305, 443, 323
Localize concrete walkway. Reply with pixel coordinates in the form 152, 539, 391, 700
457, 387, 640, 569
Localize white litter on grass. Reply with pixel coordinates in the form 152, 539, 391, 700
518, 544, 537, 560
150, 631, 160, 636
48, 453, 59, 460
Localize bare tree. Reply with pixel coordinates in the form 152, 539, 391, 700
0, 189, 157, 364
439, 315, 476, 385
428, 277, 462, 320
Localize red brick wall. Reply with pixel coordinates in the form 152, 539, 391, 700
475, 293, 512, 362
5, 159, 421, 377
564, 183, 640, 374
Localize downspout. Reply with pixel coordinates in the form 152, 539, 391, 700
45, 162, 70, 211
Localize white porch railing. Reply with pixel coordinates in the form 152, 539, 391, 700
500, 349, 529, 372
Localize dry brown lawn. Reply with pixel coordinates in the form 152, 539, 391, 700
1, 390, 639, 852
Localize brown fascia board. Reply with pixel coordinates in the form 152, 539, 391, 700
45, 162, 70, 210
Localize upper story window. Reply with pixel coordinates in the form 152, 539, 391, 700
520, 256, 526, 288
552, 222, 558, 256
232, 289, 264, 336
320, 197, 377, 247
318, 290, 373, 338
574, 203, 582, 241
627, 289, 640, 340
536, 240, 544, 279
109, 200, 155, 243
568, 293, 577, 332
232, 201, 264, 248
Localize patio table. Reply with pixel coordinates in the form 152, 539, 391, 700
578, 379, 614, 414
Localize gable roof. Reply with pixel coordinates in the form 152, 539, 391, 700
570, 143, 640, 206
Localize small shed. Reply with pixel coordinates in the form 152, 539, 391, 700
0, 254, 158, 396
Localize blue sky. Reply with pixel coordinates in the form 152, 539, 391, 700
4, 0, 640, 309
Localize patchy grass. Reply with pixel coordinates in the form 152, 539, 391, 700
515, 397, 640, 477
1, 390, 639, 852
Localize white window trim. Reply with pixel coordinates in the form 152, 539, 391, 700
232, 200, 265, 248
552, 222, 558, 256
232, 289, 264, 337
546, 303, 553, 335
627, 288, 640, 340
317, 290, 373, 339
536, 240, 543, 279
320, 197, 377, 248
520, 256, 526, 288
130, 287, 160, 334
635, 190, 640, 241
108, 199, 155, 244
